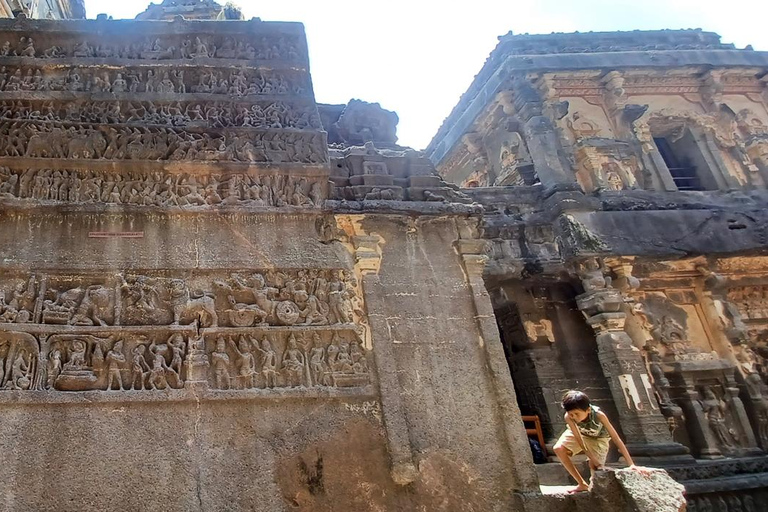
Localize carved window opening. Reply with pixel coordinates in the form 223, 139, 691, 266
652, 129, 718, 191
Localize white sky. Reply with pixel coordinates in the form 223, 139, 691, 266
83, 0, 768, 150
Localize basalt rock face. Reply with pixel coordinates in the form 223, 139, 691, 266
0, 8, 542, 512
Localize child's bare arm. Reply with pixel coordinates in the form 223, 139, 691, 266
564, 413, 601, 467
596, 410, 638, 468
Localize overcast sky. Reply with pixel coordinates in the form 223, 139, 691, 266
83, 0, 768, 150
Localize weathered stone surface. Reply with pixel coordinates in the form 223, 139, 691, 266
592, 468, 686, 512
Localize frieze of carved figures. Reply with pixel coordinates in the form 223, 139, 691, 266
0, 123, 327, 164
728, 286, 768, 322
0, 328, 371, 393
0, 270, 360, 330
0, 100, 322, 131
0, 66, 308, 97
0, 34, 302, 62
206, 330, 369, 390
0, 167, 325, 208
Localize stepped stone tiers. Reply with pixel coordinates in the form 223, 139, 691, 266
428, 28, 768, 511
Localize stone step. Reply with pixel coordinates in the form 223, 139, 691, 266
535, 461, 590, 486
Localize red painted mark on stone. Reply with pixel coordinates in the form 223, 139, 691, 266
88, 232, 145, 239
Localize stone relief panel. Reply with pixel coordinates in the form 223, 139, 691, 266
1, 328, 371, 393
574, 141, 643, 193
0, 33, 304, 62
0, 123, 328, 163
203, 329, 369, 390
631, 291, 762, 457
0, 99, 321, 130
0, 65, 309, 97
0, 269, 372, 393
0, 167, 326, 208
0, 270, 361, 329
0, 269, 360, 329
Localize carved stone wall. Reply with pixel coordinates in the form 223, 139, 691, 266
0, 9, 543, 512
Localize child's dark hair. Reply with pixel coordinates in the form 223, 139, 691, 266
562, 390, 591, 411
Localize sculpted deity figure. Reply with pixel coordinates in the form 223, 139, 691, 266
254, 337, 278, 388
647, 347, 672, 406
211, 336, 231, 389
131, 344, 150, 390
281, 334, 306, 387
148, 340, 169, 390
105, 340, 126, 390
229, 335, 256, 389
700, 386, 737, 450
112, 73, 127, 93
64, 340, 87, 371
327, 270, 352, 324
18, 37, 36, 58
168, 333, 186, 377
349, 340, 368, 374
46, 348, 62, 389
193, 37, 209, 58
307, 333, 326, 386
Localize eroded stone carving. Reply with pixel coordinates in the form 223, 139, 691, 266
0, 34, 302, 62
1, 270, 361, 330
204, 329, 369, 390
0, 100, 321, 130
0, 124, 328, 163
0, 168, 326, 208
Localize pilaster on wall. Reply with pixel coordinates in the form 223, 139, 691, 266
455, 218, 539, 492
336, 214, 418, 485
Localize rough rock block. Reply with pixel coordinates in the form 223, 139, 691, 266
592, 468, 686, 512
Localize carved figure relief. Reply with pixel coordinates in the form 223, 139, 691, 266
0, 123, 328, 164
0, 100, 321, 130
1, 270, 361, 330
0, 331, 39, 390
0, 168, 326, 208
0, 326, 372, 393
699, 385, 739, 451
0, 34, 303, 62
0, 65, 307, 97
204, 329, 370, 390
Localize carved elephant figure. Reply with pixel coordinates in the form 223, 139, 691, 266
67, 131, 107, 159
26, 132, 62, 158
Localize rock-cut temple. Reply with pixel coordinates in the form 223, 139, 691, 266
0, 1, 767, 511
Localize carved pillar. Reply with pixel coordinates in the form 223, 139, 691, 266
511, 75, 580, 195
575, 259, 691, 462
456, 221, 539, 492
